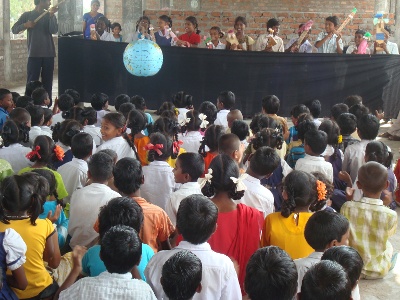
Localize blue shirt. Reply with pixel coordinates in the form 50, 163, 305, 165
39, 200, 69, 248
0, 107, 9, 131
155, 31, 172, 46
82, 243, 154, 281
83, 12, 104, 39
286, 125, 298, 144
144, 113, 153, 136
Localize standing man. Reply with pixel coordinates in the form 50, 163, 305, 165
12, 0, 58, 103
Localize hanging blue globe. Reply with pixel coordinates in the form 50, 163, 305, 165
123, 39, 164, 77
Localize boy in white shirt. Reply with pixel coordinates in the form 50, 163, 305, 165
215, 91, 235, 131
254, 18, 284, 52
374, 26, 399, 54
26, 105, 52, 146
218, 133, 245, 168
295, 129, 334, 183
40, 108, 53, 135
90, 92, 109, 127
31, 87, 50, 108
315, 16, 343, 54
52, 93, 74, 125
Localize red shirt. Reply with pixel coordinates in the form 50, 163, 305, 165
179, 32, 201, 45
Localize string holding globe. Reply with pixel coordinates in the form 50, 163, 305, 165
123, 39, 163, 77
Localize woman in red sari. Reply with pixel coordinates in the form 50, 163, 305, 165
201, 154, 263, 295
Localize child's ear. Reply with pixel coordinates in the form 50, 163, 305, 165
141, 175, 145, 185
184, 173, 191, 182
282, 190, 288, 200
327, 239, 338, 248
196, 283, 202, 294
384, 180, 389, 190
356, 180, 362, 190
264, 173, 273, 180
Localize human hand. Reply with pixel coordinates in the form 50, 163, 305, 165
47, 204, 62, 223
72, 245, 87, 272
265, 45, 273, 52
49, 6, 59, 16
326, 32, 334, 39
338, 171, 352, 186
291, 45, 299, 53
336, 33, 342, 42
24, 21, 36, 29
382, 190, 393, 206
230, 43, 238, 50
375, 110, 384, 120
345, 187, 355, 201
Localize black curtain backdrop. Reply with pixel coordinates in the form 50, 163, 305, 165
58, 37, 400, 118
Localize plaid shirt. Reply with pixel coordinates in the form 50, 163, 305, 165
341, 197, 397, 278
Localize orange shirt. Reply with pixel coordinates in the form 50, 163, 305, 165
203, 152, 218, 176
134, 136, 150, 166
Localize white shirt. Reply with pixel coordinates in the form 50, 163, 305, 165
145, 241, 242, 300
95, 110, 109, 127
52, 112, 64, 125
165, 182, 202, 226
68, 183, 121, 248
140, 161, 178, 210
238, 174, 275, 218
342, 139, 370, 183
96, 136, 136, 161
375, 40, 399, 54
29, 126, 52, 146
255, 34, 285, 52
313, 118, 322, 127
177, 108, 189, 125
2, 228, 27, 271
214, 109, 230, 131
285, 37, 313, 53
100, 31, 115, 42
316, 32, 343, 53
321, 145, 344, 160
294, 251, 323, 293
57, 158, 88, 204
212, 41, 226, 49
178, 131, 203, 153
346, 44, 371, 54
83, 125, 103, 146
295, 154, 334, 183
40, 126, 52, 135
59, 271, 156, 300
0, 143, 33, 173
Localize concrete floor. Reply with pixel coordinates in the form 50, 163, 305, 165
7, 77, 400, 299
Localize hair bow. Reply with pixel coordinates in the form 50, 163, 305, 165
230, 173, 248, 192
1, 126, 12, 135
26, 145, 42, 160
199, 169, 213, 189
179, 117, 191, 127
173, 140, 183, 154
199, 113, 209, 129
54, 145, 65, 161
144, 143, 164, 156
316, 180, 327, 201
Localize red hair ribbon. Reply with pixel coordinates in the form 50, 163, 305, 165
173, 140, 183, 154
144, 143, 164, 156
26, 146, 41, 160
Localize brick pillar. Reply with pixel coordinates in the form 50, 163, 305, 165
375, 0, 390, 12
2, 0, 11, 83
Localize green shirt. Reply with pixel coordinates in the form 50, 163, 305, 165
0, 159, 14, 182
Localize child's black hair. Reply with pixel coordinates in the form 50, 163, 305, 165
118, 103, 136, 120
249, 113, 263, 135
235, 16, 248, 26
130, 95, 147, 111
176, 194, 218, 244
245, 246, 298, 300
156, 101, 176, 116
173, 91, 193, 109
336, 113, 357, 135
43, 108, 53, 125
31, 168, 61, 205
102, 112, 126, 131
319, 119, 340, 157
301, 260, 352, 300
111, 22, 122, 31
26, 105, 44, 126
176, 153, 204, 181
365, 141, 393, 169
9, 107, 31, 125
355, 29, 366, 36
304, 210, 349, 252
199, 125, 224, 157
344, 95, 362, 108
16, 96, 33, 108
250, 146, 280, 177
210, 26, 224, 39
135, 16, 151, 33
281, 170, 317, 218
198, 101, 217, 125
1, 120, 29, 147
98, 149, 118, 164
153, 117, 180, 151
160, 110, 177, 120
113, 157, 142, 195
71, 132, 93, 159
349, 103, 369, 121
231, 120, 249, 141
331, 103, 349, 121
201, 154, 244, 200
321, 246, 364, 290
98, 197, 143, 240
96, 16, 111, 32
297, 117, 317, 142
64, 89, 81, 105
261, 95, 280, 114
326, 16, 340, 27
306, 99, 321, 119
309, 171, 334, 212
185, 16, 200, 34
114, 94, 131, 112
90, 92, 109, 111
29, 135, 59, 166
100, 225, 142, 274
267, 18, 280, 29
159, 15, 172, 27
290, 104, 310, 119
218, 91, 235, 110
218, 133, 241, 157
252, 127, 284, 150
304, 129, 328, 155
57, 94, 75, 118
52, 119, 82, 147
88, 152, 114, 182
81, 107, 97, 125
161, 250, 202, 300
0, 89, 11, 101
0, 173, 48, 225
258, 115, 278, 131
25, 80, 42, 97
358, 161, 388, 195
11, 91, 20, 103
123, 109, 150, 159
31, 87, 48, 106
181, 110, 201, 133
357, 114, 379, 140
147, 132, 172, 162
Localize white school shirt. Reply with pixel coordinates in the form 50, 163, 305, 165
254, 34, 285, 52
59, 271, 156, 300
29, 126, 52, 146
294, 251, 323, 293
313, 118, 321, 127
321, 145, 344, 160
212, 41, 226, 49
52, 112, 64, 125
285, 37, 313, 53
342, 139, 370, 183
140, 161, 178, 210
165, 182, 202, 226
238, 174, 275, 218
99, 31, 114, 42
375, 40, 399, 54
0, 143, 33, 173
83, 125, 103, 146
346, 44, 371, 54
57, 158, 88, 204
145, 241, 242, 300
178, 131, 203, 153
96, 136, 136, 161
68, 183, 121, 248
40, 126, 52, 135
214, 109, 230, 131
95, 110, 109, 127
295, 154, 334, 183
316, 32, 343, 53
177, 107, 189, 125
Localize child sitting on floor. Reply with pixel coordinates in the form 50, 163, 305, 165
226, 109, 243, 132
173, 91, 193, 125
53, 93, 74, 124
215, 91, 235, 131
198, 124, 224, 175
131, 95, 154, 136
337, 113, 359, 152
262, 95, 289, 141
286, 104, 310, 144
231, 120, 249, 148
81, 107, 103, 147
90, 93, 109, 127
26, 105, 52, 146
218, 133, 245, 168
178, 110, 203, 153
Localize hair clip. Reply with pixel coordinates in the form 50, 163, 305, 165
230, 173, 248, 192
316, 180, 327, 201
173, 140, 183, 154
144, 143, 164, 156
179, 117, 191, 127
26, 145, 42, 160
338, 135, 343, 144
199, 168, 213, 189
199, 113, 209, 129
54, 145, 65, 161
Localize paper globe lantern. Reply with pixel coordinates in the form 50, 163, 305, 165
123, 39, 163, 77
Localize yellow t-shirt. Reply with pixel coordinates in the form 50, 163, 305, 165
260, 212, 314, 259
166, 147, 186, 168
0, 218, 55, 298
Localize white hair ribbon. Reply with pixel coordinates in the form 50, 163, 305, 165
230, 173, 248, 192
179, 117, 191, 127
198, 169, 213, 189
199, 113, 209, 129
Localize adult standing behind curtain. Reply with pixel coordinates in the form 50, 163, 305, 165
11, 0, 58, 101
82, 0, 104, 39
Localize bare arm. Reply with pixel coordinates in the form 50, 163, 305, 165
7, 267, 28, 290
82, 21, 87, 35
43, 230, 61, 269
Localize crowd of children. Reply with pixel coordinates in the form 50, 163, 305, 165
0, 82, 398, 299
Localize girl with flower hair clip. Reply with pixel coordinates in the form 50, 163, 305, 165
310, 171, 335, 212
178, 110, 204, 153
198, 124, 224, 176
202, 154, 264, 295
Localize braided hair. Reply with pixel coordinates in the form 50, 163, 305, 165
365, 141, 393, 168
147, 132, 172, 162
198, 125, 224, 157
309, 172, 333, 212
1, 120, 29, 147
252, 127, 284, 150
319, 119, 341, 160
181, 110, 201, 133
153, 117, 180, 159
123, 109, 151, 159
52, 119, 82, 147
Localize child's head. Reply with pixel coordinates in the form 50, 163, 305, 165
101, 113, 126, 141
147, 132, 172, 162
153, 117, 180, 141
80, 107, 97, 126
11, 91, 20, 105
319, 119, 340, 147
161, 250, 202, 300
113, 157, 142, 195
258, 115, 279, 131
25, 81, 42, 97
9, 107, 31, 127
53, 119, 82, 147
64, 89, 81, 106
201, 154, 244, 200
304, 210, 349, 252
90, 0, 100, 11
173, 153, 204, 184
290, 104, 310, 124
1, 120, 30, 147
266, 18, 280, 36
111, 22, 122, 35
16, 95, 33, 108
135, 16, 151, 33
71, 132, 93, 160
218, 133, 244, 164
96, 16, 111, 34
321, 246, 364, 291
114, 94, 131, 111
309, 171, 333, 212
100, 225, 142, 274
306, 99, 321, 119
336, 113, 357, 136
231, 120, 249, 141
304, 129, 328, 156
31, 168, 58, 201
156, 101, 176, 116
173, 91, 193, 109
88, 152, 114, 183
26, 105, 44, 126
261, 95, 280, 115
296, 115, 317, 142
91, 92, 109, 111
281, 170, 318, 218
252, 127, 284, 150
357, 114, 379, 140
126, 109, 149, 136
249, 113, 263, 135
357, 161, 388, 195
249, 146, 280, 179
43, 108, 53, 126
226, 109, 243, 128
344, 95, 363, 108
210, 26, 224, 41
185, 16, 200, 34
325, 16, 340, 33
177, 194, 218, 244
234, 16, 247, 32
354, 30, 366, 46
198, 101, 217, 125
130, 95, 147, 111
98, 149, 118, 164
158, 15, 172, 31
331, 103, 349, 121
181, 110, 201, 132
118, 103, 136, 120
245, 246, 298, 300
31, 87, 50, 106
217, 91, 235, 110
27, 135, 63, 164
58, 93, 75, 116
199, 124, 224, 156
365, 141, 393, 168
349, 103, 369, 121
